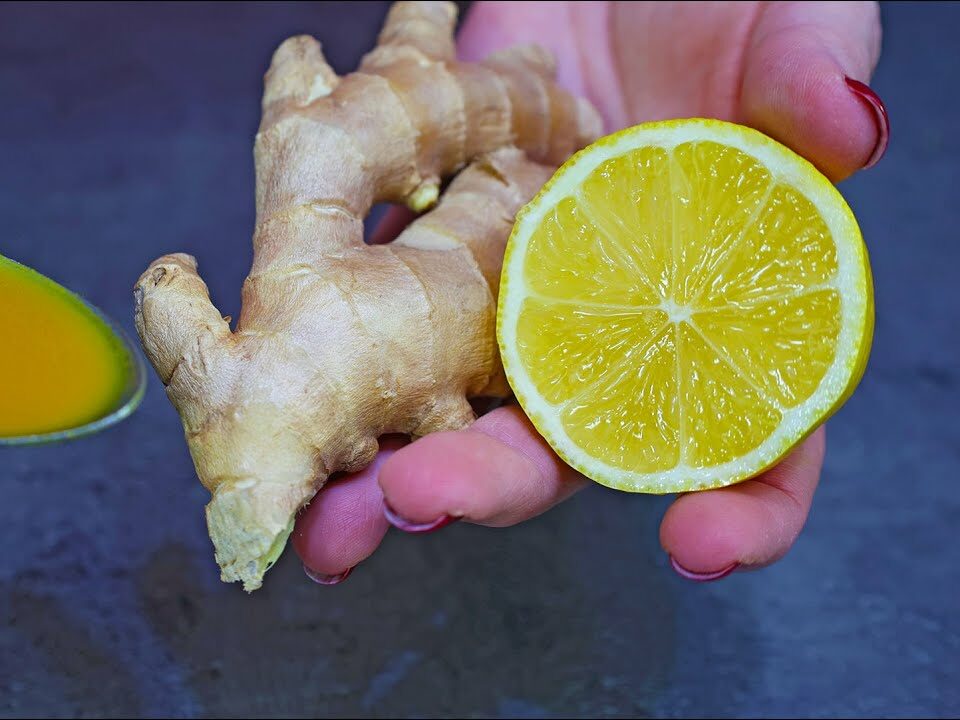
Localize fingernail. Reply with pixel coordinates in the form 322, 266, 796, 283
303, 564, 353, 585
669, 555, 739, 583
383, 501, 459, 534
845, 77, 889, 169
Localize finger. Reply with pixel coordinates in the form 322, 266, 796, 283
378, 404, 588, 529
660, 426, 826, 580
291, 436, 407, 581
368, 205, 416, 245
740, 1, 886, 181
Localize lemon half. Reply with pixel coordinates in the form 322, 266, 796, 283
497, 119, 873, 493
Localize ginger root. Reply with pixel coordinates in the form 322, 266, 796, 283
134, 1, 601, 591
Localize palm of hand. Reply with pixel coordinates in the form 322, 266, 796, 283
293, 0, 886, 585
463, 2, 883, 180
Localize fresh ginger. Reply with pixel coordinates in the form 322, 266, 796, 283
134, 1, 601, 591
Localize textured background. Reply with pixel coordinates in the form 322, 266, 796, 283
1, 2, 957, 718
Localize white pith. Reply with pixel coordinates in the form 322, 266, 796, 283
498, 121, 870, 493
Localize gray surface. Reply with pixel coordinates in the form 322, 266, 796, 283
1, 2, 957, 718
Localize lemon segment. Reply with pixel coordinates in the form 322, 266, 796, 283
524, 196, 663, 307
497, 119, 873, 493
560, 324, 679, 474
516, 299, 667, 406
668, 141, 773, 305
694, 289, 842, 408
678, 321, 782, 469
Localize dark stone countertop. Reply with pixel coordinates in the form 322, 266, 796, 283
1, 2, 957, 717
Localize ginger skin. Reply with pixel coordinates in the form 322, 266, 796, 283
134, 1, 601, 591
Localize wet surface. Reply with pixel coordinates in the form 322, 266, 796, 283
1, 2, 958, 717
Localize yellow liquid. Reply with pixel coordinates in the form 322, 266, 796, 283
0, 255, 129, 437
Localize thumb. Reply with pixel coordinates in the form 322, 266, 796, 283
740, 1, 886, 182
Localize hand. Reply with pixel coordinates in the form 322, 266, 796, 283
293, 1, 887, 584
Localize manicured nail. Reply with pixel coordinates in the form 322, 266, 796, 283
303, 564, 353, 585
669, 555, 739, 583
383, 501, 459, 534
845, 77, 889, 169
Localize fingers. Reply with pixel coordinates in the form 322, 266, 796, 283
375, 408, 823, 586
291, 436, 407, 581
378, 404, 588, 529
740, 1, 886, 181
660, 426, 826, 580
382, 407, 825, 583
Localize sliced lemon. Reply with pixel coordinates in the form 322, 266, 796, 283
497, 119, 873, 493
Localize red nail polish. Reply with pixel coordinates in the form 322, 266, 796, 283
383, 501, 459, 534
845, 77, 890, 169
669, 555, 739, 583
303, 564, 353, 585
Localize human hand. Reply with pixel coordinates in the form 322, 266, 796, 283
293, 1, 887, 584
